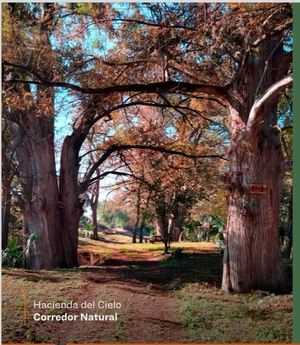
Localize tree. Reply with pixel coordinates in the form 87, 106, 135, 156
221, 44, 291, 293
3, 4, 66, 267
3, 4, 292, 292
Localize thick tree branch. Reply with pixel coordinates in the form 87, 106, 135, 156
246, 75, 292, 133
5, 77, 229, 100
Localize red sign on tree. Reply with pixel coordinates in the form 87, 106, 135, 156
249, 184, 268, 195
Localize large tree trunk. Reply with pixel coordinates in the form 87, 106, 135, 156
4, 5, 66, 269
222, 118, 286, 292
222, 36, 290, 293
59, 135, 84, 267
11, 121, 65, 269
8, 84, 65, 269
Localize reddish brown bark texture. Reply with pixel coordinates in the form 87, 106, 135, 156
222, 36, 290, 292
11, 105, 65, 269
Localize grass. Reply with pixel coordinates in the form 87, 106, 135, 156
80, 236, 219, 255
177, 284, 292, 342
78, 240, 113, 258
119, 241, 218, 253
2, 269, 86, 343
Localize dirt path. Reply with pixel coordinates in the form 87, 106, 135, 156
78, 279, 186, 343
50, 247, 188, 344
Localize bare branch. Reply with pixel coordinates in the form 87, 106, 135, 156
247, 75, 292, 133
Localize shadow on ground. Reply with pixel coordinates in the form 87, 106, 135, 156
2, 269, 77, 283
81, 252, 224, 290
2, 251, 292, 293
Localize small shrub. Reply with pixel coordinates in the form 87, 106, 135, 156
2, 236, 23, 267
183, 220, 200, 241
86, 223, 94, 232
2, 233, 37, 268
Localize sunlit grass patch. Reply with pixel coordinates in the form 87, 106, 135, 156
177, 284, 292, 342
78, 242, 113, 258
80, 235, 218, 252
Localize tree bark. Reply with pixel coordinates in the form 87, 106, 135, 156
4, 4, 66, 269
222, 36, 291, 293
59, 135, 84, 267
10, 119, 65, 269
222, 120, 286, 292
